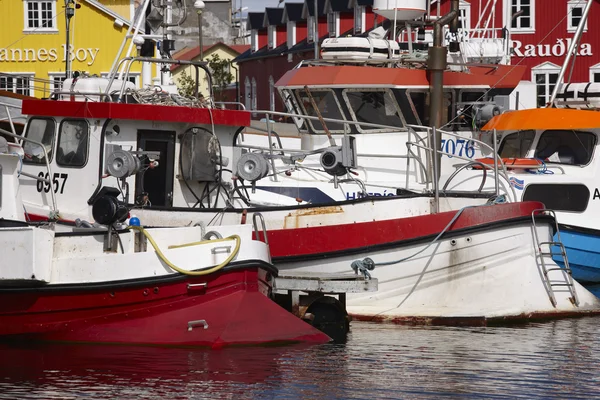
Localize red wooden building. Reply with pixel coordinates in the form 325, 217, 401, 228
235, 0, 600, 115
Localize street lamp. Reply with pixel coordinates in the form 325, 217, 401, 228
194, 0, 206, 60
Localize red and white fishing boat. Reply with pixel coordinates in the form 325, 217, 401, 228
0, 142, 330, 347
5, 0, 600, 324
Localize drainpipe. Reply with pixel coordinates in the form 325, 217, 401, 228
231, 63, 240, 104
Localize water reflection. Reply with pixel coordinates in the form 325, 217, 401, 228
2, 317, 600, 399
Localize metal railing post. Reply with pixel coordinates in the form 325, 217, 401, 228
265, 114, 277, 182
432, 126, 439, 213
493, 128, 499, 196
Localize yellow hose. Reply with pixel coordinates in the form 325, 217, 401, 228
128, 226, 241, 276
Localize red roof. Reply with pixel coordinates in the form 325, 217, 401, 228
171, 42, 251, 71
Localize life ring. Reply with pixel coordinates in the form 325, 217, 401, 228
472, 157, 542, 170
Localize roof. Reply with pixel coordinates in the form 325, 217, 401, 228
83, 0, 134, 27
276, 64, 526, 89
283, 3, 305, 22
326, 0, 352, 13
302, 0, 327, 18
171, 42, 250, 70
247, 12, 266, 30
264, 8, 285, 27
482, 108, 600, 131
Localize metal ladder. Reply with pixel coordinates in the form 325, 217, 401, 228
252, 212, 269, 245
531, 209, 579, 307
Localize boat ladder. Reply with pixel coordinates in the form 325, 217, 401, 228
531, 209, 579, 307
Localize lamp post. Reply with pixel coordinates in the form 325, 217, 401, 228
194, 0, 206, 60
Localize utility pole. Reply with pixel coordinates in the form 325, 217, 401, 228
64, 0, 77, 79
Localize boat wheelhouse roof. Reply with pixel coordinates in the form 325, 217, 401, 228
482, 108, 600, 132
21, 99, 251, 127
275, 64, 526, 89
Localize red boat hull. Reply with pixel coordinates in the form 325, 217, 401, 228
0, 265, 330, 347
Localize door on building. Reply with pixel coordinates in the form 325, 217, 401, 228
136, 130, 175, 207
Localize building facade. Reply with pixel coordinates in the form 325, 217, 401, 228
0, 0, 143, 98
236, 0, 600, 116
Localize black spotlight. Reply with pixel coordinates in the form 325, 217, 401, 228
92, 187, 128, 226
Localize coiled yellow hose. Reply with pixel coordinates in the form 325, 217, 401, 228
128, 226, 241, 276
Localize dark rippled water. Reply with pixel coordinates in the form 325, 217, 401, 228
2, 318, 600, 399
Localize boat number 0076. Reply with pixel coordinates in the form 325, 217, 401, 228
441, 139, 476, 159
36, 172, 68, 194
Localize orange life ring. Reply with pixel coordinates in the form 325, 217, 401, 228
472, 157, 542, 170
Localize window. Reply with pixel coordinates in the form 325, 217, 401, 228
296, 89, 346, 132
532, 63, 560, 107
244, 77, 251, 110
0, 74, 34, 96
327, 12, 339, 38
251, 78, 257, 110
342, 89, 405, 132
56, 119, 89, 167
354, 5, 364, 34
23, 117, 55, 164
534, 130, 596, 165
287, 21, 296, 47
590, 63, 600, 83
567, 1, 587, 33
511, 0, 534, 32
24, 0, 57, 31
499, 130, 536, 158
48, 73, 66, 95
269, 76, 275, 112
307, 16, 315, 43
268, 25, 276, 49
523, 184, 590, 212
101, 72, 140, 88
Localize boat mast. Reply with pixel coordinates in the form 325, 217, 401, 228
548, 0, 594, 107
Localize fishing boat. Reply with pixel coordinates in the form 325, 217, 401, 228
5, 0, 600, 324
0, 140, 330, 347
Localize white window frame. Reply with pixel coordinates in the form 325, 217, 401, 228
567, 1, 588, 33
268, 25, 276, 49
48, 72, 67, 96
307, 16, 315, 43
23, 0, 58, 32
531, 62, 561, 108
287, 21, 296, 47
510, 0, 535, 34
590, 63, 600, 83
269, 76, 275, 111
353, 5, 365, 34
101, 72, 141, 88
327, 11, 339, 38
0, 73, 35, 96
251, 30, 259, 52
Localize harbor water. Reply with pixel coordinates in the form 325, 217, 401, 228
2, 317, 600, 399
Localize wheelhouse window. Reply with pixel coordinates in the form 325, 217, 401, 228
56, 119, 89, 167
23, 117, 55, 164
24, 0, 57, 31
534, 130, 596, 165
407, 90, 453, 128
296, 89, 346, 132
523, 184, 590, 213
499, 130, 536, 158
342, 89, 405, 132
511, 0, 534, 32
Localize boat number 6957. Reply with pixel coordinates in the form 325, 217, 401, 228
441, 139, 476, 159
36, 172, 68, 194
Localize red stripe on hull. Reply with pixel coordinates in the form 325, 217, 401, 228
260, 202, 544, 258
22, 99, 251, 127
0, 267, 330, 347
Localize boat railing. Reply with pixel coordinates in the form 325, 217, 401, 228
0, 127, 58, 216
214, 102, 247, 111
0, 101, 22, 137
0, 72, 56, 98
239, 109, 513, 204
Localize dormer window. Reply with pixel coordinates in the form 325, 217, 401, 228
268, 25, 276, 49
307, 16, 315, 43
354, 5, 364, 34
327, 11, 339, 38
287, 21, 296, 47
